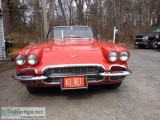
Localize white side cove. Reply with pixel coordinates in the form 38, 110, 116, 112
0, 0, 6, 61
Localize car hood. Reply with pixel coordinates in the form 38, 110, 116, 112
136, 32, 158, 38
15, 38, 128, 73
144, 32, 158, 37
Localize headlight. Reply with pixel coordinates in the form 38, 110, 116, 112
108, 52, 118, 62
120, 51, 129, 61
16, 55, 25, 65
28, 54, 38, 65
156, 34, 160, 38
142, 36, 148, 41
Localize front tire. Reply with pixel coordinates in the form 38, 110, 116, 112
150, 40, 158, 49
106, 82, 122, 89
26, 87, 41, 94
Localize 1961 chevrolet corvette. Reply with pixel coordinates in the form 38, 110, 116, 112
13, 26, 132, 94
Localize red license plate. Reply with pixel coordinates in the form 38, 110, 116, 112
63, 76, 86, 88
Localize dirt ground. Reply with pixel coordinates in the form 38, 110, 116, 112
0, 49, 160, 120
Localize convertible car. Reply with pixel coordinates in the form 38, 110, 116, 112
13, 26, 132, 94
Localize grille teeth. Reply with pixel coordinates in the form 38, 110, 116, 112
44, 66, 104, 75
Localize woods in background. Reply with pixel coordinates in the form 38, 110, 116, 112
2, 0, 160, 44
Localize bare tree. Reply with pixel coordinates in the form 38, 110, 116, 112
75, 0, 85, 25
2, 0, 160, 43
57, 0, 67, 25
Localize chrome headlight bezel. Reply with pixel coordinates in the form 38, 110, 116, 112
108, 52, 118, 62
120, 51, 129, 61
16, 55, 25, 66
28, 54, 38, 65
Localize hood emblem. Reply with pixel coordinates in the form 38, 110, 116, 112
70, 54, 77, 58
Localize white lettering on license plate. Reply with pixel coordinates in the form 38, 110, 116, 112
65, 78, 82, 86
63, 77, 85, 88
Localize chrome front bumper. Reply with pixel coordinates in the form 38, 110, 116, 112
13, 75, 48, 81
13, 69, 132, 81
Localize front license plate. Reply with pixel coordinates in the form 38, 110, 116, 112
63, 76, 86, 89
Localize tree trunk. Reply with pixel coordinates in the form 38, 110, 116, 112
57, 0, 67, 25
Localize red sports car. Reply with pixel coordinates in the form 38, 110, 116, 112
13, 26, 132, 94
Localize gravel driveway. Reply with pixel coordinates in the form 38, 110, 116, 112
0, 49, 160, 120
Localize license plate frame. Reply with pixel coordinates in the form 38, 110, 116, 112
61, 76, 88, 90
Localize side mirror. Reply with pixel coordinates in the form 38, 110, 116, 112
97, 35, 101, 40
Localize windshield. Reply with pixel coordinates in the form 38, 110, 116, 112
47, 26, 97, 40
152, 28, 160, 33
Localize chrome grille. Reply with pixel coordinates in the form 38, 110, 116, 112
135, 38, 143, 42
43, 66, 105, 76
